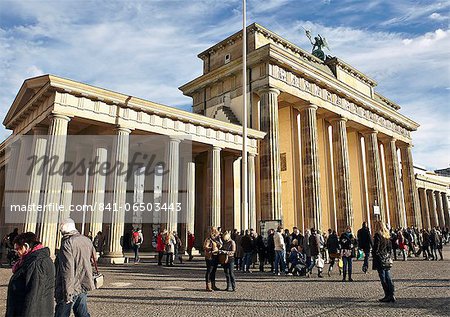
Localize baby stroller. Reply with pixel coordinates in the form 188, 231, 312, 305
289, 250, 307, 276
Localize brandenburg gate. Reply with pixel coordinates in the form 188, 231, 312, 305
0, 23, 447, 261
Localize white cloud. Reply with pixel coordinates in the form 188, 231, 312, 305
0, 1, 449, 170
429, 12, 447, 21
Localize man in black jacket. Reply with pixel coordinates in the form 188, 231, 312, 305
357, 222, 373, 273
241, 230, 254, 273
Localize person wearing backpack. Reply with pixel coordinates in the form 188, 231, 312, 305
372, 221, 395, 303
131, 228, 143, 263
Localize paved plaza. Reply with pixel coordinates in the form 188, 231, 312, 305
1, 248, 449, 317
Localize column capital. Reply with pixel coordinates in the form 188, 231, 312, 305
398, 142, 413, 149
212, 146, 222, 152
328, 116, 348, 124
248, 152, 256, 158
254, 86, 280, 97
168, 136, 182, 144
361, 128, 378, 136
114, 126, 132, 134
300, 104, 318, 112
49, 113, 72, 122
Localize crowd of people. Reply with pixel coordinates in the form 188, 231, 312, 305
202, 223, 449, 302
1, 220, 448, 316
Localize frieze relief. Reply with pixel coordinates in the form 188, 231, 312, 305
270, 64, 410, 138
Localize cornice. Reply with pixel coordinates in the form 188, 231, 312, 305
325, 57, 377, 87
266, 44, 419, 131
13, 75, 266, 140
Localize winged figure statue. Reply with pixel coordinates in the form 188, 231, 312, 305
302, 27, 331, 61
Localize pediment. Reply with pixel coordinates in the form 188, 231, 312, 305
3, 75, 51, 128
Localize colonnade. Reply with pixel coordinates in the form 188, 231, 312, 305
417, 187, 449, 230
256, 86, 427, 234
6, 112, 258, 261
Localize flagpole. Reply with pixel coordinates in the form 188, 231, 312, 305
241, 0, 248, 231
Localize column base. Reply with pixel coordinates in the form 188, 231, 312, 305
99, 254, 126, 264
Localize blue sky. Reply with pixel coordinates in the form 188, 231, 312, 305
0, 0, 449, 170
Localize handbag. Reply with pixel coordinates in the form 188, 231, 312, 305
218, 252, 229, 265
379, 252, 393, 270
92, 252, 104, 289
315, 256, 325, 269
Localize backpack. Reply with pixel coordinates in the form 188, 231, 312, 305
132, 231, 141, 244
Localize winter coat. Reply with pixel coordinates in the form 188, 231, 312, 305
6, 247, 55, 317
372, 232, 392, 271
222, 240, 236, 259
241, 235, 254, 253
357, 226, 373, 252
235, 234, 244, 258
291, 233, 304, 246
339, 232, 355, 258
165, 234, 176, 254
422, 231, 430, 247
55, 231, 95, 304
326, 233, 340, 254
187, 234, 195, 250
267, 234, 275, 260
156, 233, 165, 252
274, 232, 285, 251
309, 233, 321, 257
303, 232, 311, 257
255, 235, 266, 255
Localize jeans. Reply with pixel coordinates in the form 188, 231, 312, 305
342, 256, 353, 280
133, 244, 140, 262
205, 257, 218, 284
223, 258, 236, 290
166, 252, 174, 266
363, 250, 370, 272
158, 251, 164, 265
258, 252, 266, 272
55, 292, 90, 317
274, 250, 286, 274
377, 268, 395, 298
243, 252, 253, 271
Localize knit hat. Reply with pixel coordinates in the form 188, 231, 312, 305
60, 218, 77, 234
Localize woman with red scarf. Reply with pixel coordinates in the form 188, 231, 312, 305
6, 232, 55, 317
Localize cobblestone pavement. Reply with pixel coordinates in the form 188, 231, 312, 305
0, 248, 449, 317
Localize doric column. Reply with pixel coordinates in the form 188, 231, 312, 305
185, 162, 195, 236
89, 144, 108, 236
163, 137, 180, 233
56, 182, 73, 249
103, 126, 130, 263
300, 104, 322, 230
434, 191, 445, 229
383, 138, 406, 229
248, 153, 257, 230
418, 188, 430, 230
399, 144, 422, 228
24, 126, 48, 233
363, 130, 385, 226
4, 141, 21, 224
39, 114, 71, 257
441, 192, 449, 229
427, 189, 438, 228
330, 117, 353, 232
208, 146, 221, 227
258, 87, 282, 221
